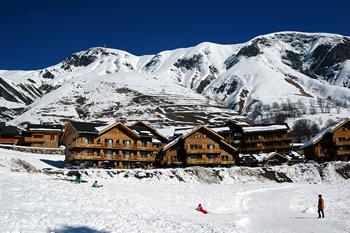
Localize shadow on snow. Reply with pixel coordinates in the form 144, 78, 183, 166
48, 226, 110, 233
40, 159, 65, 168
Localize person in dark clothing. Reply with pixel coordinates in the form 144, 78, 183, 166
318, 194, 325, 218
92, 180, 103, 188
75, 173, 82, 184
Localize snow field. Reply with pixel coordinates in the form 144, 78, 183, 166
1, 171, 349, 233
1, 149, 350, 232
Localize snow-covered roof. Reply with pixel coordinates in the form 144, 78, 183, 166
303, 118, 350, 148
235, 121, 250, 126
163, 135, 182, 151
152, 138, 161, 144
211, 127, 230, 133
163, 125, 236, 152
26, 124, 63, 132
285, 151, 304, 161
242, 125, 288, 133
27, 128, 62, 132
174, 128, 193, 136
95, 125, 110, 132
239, 152, 289, 163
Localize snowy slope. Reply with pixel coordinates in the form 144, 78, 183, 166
1, 32, 350, 126
1, 149, 350, 233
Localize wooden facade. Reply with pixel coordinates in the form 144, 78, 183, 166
158, 125, 237, 167
62, 121, 167, 168
0, 123, 21, 145
23, 124, 63, 148
215, 122, 292, 155
263, 152, 289, 166
304, 118, 350, 161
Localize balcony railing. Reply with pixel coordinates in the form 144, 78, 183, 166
244, 136, 291, 143
0, 138, 20, 144
70, 152, 156, 162
69, 142, 158, 151
335, 141, 350, 146
186, 157, 234, 165
335, 150, 350, 156
185, 148, 221, 154
24, 136, 48, 143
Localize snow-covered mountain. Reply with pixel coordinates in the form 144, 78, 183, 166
1, 31, 350, 126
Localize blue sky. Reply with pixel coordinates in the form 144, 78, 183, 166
1, 0, 349, 70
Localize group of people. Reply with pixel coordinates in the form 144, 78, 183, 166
74, 173, 326, 218
196, 195, 326, 218
74, 173, 103, 188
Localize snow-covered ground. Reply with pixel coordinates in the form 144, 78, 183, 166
1, 148, 349, 233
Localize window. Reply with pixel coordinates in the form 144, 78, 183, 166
124, 150, 131, 156
171, 156, 178, 162
87, 137, 94, 144
221, 155, 229, 161
85, 149, 93, 156
106, 150, 112, 157
141, 141, 148, 147
207, 154, 217, 159
123, 140, 131, 145
207, 144, 215, 149
190, 144, 200, 149
140, 151, 148, 157
191, 154, 202, 159
105, 139, 113, 147
50, 135, 55, 140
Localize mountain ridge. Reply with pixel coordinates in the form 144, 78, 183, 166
1, 31, 350, 127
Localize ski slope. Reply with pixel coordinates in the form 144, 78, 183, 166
0, 150, 349, 233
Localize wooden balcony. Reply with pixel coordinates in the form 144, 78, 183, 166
244, 136, 291, 143
334, 141, 350, 146
0, 138, 20, 144
70, 152, 156, 162
186, 157, 234, 165
185, 148, 221, 154
335, 150, 350, 156
69, 142, 158, 151
24, 136, 46, 143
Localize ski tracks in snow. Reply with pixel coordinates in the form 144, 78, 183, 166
232, 184, 349, 233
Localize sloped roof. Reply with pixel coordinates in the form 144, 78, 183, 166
242, 124, 289, 133
98, 121, 139, 138
303, 118, 350, 148
163, 125, 237, 152
26, 124, 63, 132
129, 121, 168, 142
286, 151, 305, 161
264, 152, 289, 162
70, 121, 107, 134
0, 125, 19, 135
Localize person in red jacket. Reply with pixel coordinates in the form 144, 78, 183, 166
318, 194, 325, 218
196, 204, 208, 214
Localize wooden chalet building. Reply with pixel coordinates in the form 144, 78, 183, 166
157, 125, 237, 167
0, 122, 22, 145
236, 152, 290, 167
62, 121, 167, 168
213, 121, 292, 155
303, 118, 350, 161
23, 124, 63, 148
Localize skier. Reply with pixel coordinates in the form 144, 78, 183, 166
196, 204, 208, 214
318, 194, 325, 218
75, 173, 82, 184
92, 180, 103, 188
